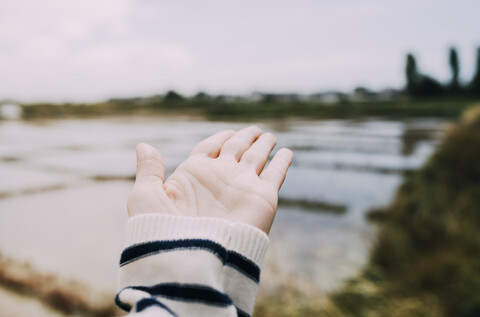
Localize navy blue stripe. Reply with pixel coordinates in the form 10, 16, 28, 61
226, 251, 260, 282
136, 297, 178, 316
130, 283, 233, 307
120, 239, 227, 266
237, 307, 251, 317
120, 239, 260, 282
115, 292, 132, 312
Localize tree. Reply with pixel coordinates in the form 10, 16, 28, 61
405, 53, 443, 97
192, 92, 211, 107
469, 47, 480, 95
449, 47, 460, 90
261, 94, 277, 104
406, 53, 418, 93
163, 90, 184, 103
194, 92, 210, 101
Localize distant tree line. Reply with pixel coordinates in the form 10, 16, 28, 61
117, 47, 480, 106
406, 47, 480, 97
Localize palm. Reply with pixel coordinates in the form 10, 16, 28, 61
167, 156, 277, 227
128, 127, 292, 233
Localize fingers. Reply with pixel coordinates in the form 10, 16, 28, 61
260, 148, 294, 190
189, 130, 235, 158
135, 143, 165, 183
219, 126, 263, 161
239, 132, 277, 175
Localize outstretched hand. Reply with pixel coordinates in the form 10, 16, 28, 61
127, 126, 293, 233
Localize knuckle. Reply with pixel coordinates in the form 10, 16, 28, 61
205, 139, 221, 149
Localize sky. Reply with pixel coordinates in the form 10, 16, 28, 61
0, 0, 479, 102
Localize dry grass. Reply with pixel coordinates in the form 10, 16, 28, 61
0, 253, 119, 317
255, 103, 480, 317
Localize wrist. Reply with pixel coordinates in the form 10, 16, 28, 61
125, 214, 232, 247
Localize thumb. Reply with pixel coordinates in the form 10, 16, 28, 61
135, 143, 165, 183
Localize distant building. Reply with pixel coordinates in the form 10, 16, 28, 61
248, 92, 305, 103
249, 92, 263, 103
0, 104, 22, 120
309, 91, 346, 104
350, 87, 379, 102
249, 88, 402, 104
377, 88, 402, 101
214, 95, 245, 103
275, 93, 303, 103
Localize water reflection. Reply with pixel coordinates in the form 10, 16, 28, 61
0, 117, 445, 298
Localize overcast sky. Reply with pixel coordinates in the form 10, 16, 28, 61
0, 0, 479, 102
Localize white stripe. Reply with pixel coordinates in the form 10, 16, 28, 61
223, 266, 259, 314
119, 249, 224, 290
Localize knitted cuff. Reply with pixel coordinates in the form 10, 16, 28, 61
229, 222, 269, 267
125, 214, 269, 265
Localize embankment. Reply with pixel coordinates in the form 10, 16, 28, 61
255, 104, 480, 316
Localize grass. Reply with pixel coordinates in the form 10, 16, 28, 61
253, 103, 480, 316
0, 253, 118, 317
278, 198, 347, 214
16, 96, 479, 121
5, 98, 480, 316
329, 103, 480, 317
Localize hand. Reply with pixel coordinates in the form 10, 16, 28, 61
127, 126, 293, 233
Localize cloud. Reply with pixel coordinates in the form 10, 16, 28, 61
0, 0, 196, 100
0, 0, 479, 101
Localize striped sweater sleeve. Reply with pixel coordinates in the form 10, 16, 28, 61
116, 214, 269, 317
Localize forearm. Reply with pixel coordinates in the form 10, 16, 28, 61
116, 214, 269, 317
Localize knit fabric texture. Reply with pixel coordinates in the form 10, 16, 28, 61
116, 214, 269, 317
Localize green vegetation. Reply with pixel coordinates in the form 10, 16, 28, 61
18, 97, 478, 121
254, 104, 480, 316
12, 46, 479, 121
201, 97, 477, 120
449, 47, 460, 91
341, 104, 480, 317
4, 47, 480, 316
406, 46, 480, 97
278, 198, 347, 214
405, 53, 443, 97
470, 48, 480, 94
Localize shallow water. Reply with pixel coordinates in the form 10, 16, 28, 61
0, 116, 445, 296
